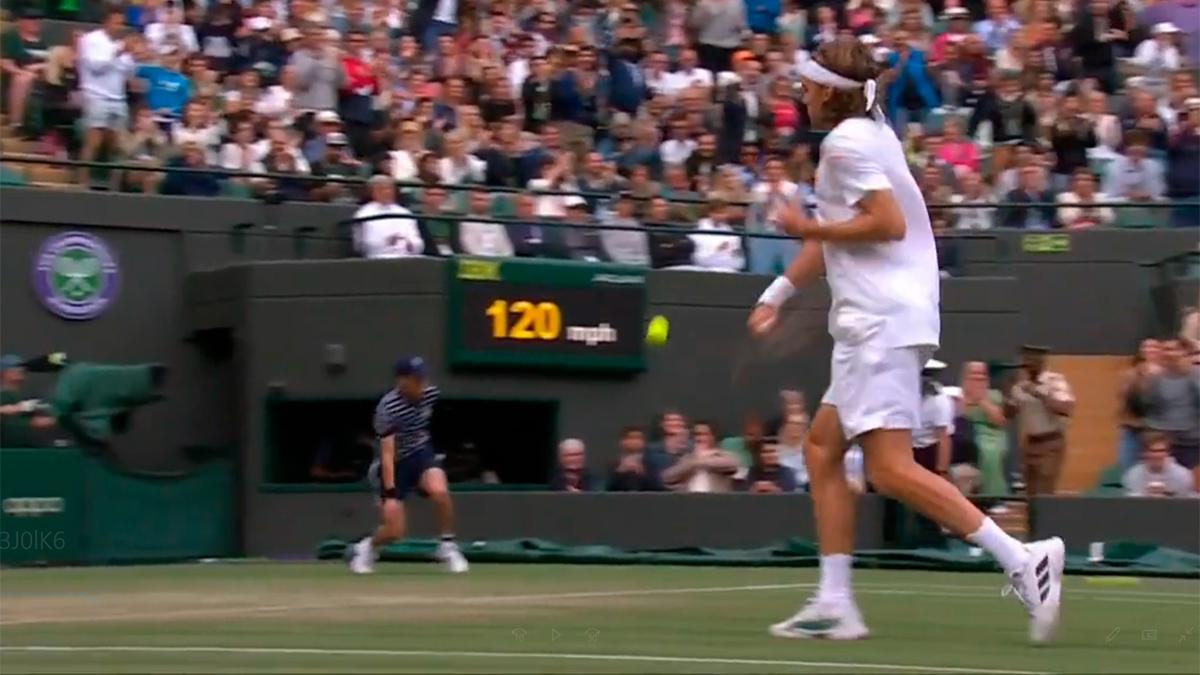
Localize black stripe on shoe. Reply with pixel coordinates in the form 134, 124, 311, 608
1036, 556, 1049, 575
1040, 586, 1049, 602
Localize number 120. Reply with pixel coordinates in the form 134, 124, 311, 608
485, 300, 562, 340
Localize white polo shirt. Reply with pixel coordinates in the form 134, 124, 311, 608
79, 28, 135, 102
814, 117, 940, 349
353, 202, 425, 259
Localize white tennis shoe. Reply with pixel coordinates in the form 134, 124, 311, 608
1003, 536, 1065, 643
348, 537, 376, 575
769, 596, 870, 640
437, 540, 469, 574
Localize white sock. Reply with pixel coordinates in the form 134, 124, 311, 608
967, 518, 1029, 574
817, 554, 853, 601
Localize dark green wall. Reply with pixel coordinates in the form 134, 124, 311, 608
1, 188, 1196, 556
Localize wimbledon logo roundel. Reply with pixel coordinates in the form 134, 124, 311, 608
32, 231, 120, 320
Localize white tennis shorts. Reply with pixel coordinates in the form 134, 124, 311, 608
821, 341, 935, 441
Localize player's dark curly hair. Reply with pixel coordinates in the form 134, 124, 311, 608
810, 37, 889, 125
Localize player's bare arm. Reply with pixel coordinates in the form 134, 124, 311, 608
776, 192, 906, 243
748, 236, 825, 337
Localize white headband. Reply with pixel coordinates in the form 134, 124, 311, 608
797, 59, 880, 118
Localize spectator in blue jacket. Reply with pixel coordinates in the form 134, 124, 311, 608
607, 39, 647, 116
887, 34, 940, 132
136, 47, 192, 124
161, 141, 221, 196
746, 0, 782, 36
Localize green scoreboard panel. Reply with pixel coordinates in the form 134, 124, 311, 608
445, 257, 647, 373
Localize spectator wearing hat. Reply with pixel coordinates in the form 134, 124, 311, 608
1, 8, 47, 135
1006, 345, 1075, 497
599, 191, 650, 266
931, 7, 972, 64
1056, 168, 1114, 229
0, 355, 58, 448
456, 188, 514, 258
912, 359, 955, 475
1134, 23, 1183, 80
304, 110, 344, 166
310, 132, 366, 203
1166, 98, 1200, 227
561, 195, 605, 261
354, 175, 428, 258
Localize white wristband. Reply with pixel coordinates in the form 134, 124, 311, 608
757, 276, 795, 308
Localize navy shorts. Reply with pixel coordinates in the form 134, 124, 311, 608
369, 447, 441, 501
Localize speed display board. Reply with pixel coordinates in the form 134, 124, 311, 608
445, 258, 647, 373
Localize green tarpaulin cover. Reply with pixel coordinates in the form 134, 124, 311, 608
317, 537, 1199, 578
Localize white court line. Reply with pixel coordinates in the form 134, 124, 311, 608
1, 579, 1194, 627
0, 645, 1050, 674
0, 583, 813, 626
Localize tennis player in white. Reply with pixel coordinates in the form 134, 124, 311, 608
748, 37, 1064, 643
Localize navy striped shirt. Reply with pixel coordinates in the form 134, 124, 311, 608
373, 386, 439, 457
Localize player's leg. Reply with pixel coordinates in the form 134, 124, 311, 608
770, 403, 869, 641
419, 466, 468, 573
861, 347, 1064, 643
806, 404, 856, 598
350, 459, 406, 574
350, 499, 405, 575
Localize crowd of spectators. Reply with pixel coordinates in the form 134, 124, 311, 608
551, 312, 1199, 498
2, 0, 1198, 272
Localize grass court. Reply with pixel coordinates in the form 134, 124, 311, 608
1, 562, 1197, 673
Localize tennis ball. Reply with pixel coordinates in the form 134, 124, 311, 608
646, 315, 670, 346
